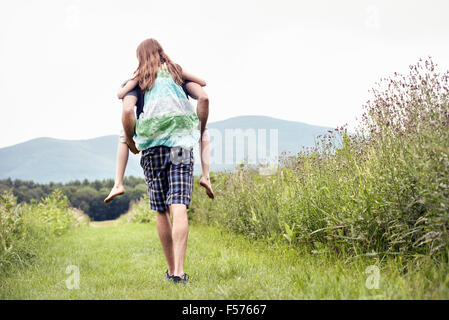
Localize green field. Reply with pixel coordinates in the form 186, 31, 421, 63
1, 58, 449, 300
1, 222, 448, 300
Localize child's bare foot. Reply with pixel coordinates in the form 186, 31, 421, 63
104, 185, 125, 203
199, 176, 214, 199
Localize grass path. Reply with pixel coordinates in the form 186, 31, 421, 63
89, 220, 118, 228
1, 223, 448, 299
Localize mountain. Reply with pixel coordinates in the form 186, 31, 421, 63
0, 136, 142, 183
0, 116, 332, 183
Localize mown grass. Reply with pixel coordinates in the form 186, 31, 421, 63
1, 222, 448, 299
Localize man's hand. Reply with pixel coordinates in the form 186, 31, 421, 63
127, 139, 139, 154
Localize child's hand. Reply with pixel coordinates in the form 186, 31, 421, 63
117, 90, 126, 100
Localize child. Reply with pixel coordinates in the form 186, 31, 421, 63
104, 58, 214, 203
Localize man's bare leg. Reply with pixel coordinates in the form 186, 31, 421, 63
157, 210, 175, 276
184, 82, 214, 199
104, 141, 128, 203
170, 204, 189, 277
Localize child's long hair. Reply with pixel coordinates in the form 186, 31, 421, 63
134, 38, 183, 92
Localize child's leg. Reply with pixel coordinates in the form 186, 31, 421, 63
104, 140, 129, 203
199, 134, 214, 198
184, 82, 214, 199
200, 132, 211, 182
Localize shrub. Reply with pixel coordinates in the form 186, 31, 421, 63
0, 189, 90, 271
0, 192, 34, 270
26, 190, 79, 236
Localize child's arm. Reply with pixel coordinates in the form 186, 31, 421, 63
181, 69, 206, 87
117, 75, 138, 99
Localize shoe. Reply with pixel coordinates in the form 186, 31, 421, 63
165, 270, 173, 280
172, 273, 189, 284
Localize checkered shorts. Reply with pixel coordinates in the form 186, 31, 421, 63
140, 146, 194, 212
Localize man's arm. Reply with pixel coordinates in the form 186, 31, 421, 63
122, 95, 138, 154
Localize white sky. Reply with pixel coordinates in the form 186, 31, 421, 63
1, 0, 449, 148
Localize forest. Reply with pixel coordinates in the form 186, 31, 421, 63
0, 177, 147, 221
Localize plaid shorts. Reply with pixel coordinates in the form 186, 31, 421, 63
140, 146, 194, 212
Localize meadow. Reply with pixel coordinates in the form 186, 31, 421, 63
190, 58, 449, 263
1, 58, 448, 299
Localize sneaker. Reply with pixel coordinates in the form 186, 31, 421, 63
172, 273, 189, 284
165, 270, 173, 280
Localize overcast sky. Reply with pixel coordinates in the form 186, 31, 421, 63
1, 0, 449, 148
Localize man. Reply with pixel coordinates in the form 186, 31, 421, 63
122, 80, 210, 284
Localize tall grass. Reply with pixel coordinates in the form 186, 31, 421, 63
0, 190, 89, 271
189, 58, 449, 261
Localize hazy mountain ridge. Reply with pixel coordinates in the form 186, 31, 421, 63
0, 116, 332, 183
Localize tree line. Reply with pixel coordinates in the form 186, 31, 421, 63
0, 177, 147, 221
